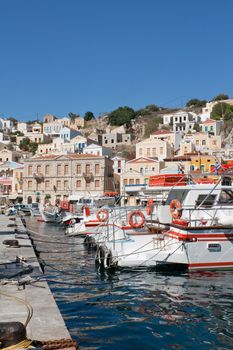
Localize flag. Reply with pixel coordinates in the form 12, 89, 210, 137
215, 161, 221, 174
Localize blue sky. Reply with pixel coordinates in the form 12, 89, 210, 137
0, 0, 233, 121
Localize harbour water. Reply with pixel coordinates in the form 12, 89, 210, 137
27, 218, 233, 350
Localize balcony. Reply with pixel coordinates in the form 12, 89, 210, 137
33, 173, 44, 182
83, 172, 94, 183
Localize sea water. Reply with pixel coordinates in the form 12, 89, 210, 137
26, 218, 233, 350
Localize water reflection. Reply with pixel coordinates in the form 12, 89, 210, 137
26, 218, 233, 350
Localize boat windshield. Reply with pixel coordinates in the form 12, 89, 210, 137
165, 189, 189, 205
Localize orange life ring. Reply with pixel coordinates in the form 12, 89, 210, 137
147, 199, 154, 206
170, 199, 182, 219
128, 211, 145, 229
96, 209, 109, 222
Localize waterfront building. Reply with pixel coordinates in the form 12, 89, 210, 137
0, 132, 10, 144
0, 161, 23, 202
23, 153, 115, 204
136, 137, 172, 161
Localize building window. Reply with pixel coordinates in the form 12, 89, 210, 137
129, 179, 134, 185
64, 180, 69, 190
86, 181, 90, 189
45, 165, 50, 176
56, 180, 61, 190
152, 167, 155, 171
146, 148, 150, 156
212, 140, 217, 146
160, 147, 163, 155
76, 164, 81, 174
28, 166, 33, 176
136, 179, 140, 185
86, 164, 90, 176
95, 180, 100, 187
64, 164, 69, 175
37, 165, 42, 175
139, 148, 142, 156
45, 180, 50, 190
123, 179, 128, 186
152, 148, 156, 156
76, 180, 81, 188
28, 181, 32, 190
57, 164, 62, 176
95, 164, 100, 174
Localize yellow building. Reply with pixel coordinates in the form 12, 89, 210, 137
190, 154, 216, 172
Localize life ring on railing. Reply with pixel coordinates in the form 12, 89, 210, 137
128, 210, 145, 229
96, 209, 109, 222
170, 199, 182, 219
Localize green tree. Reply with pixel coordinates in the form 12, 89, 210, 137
212, 93, 229, 101
108, 106, 136, 126
19, 138, 30, 151
211, 102, 233, 120
19, 138, 38, 154
84, 111, 95, 121
186, 99, 207, 108
145, 104, 160, 112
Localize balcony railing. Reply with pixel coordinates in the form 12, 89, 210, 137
82, 172, 94, 182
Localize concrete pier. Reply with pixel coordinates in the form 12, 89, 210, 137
0, 214, 77, 349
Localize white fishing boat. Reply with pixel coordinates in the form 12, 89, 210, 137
96, 178, 233, 271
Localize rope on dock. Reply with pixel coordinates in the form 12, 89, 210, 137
0, 291, 33, 327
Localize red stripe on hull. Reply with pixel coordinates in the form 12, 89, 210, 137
189, 262, 233, 268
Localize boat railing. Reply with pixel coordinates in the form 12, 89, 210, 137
181, 205, 233, 227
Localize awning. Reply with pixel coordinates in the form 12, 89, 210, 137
0, 178, 12, 186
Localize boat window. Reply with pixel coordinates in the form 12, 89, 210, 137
165, 190, 189, 205
218, 190, 233, 204
196, 194, 217, 207
83, 199, 92, 204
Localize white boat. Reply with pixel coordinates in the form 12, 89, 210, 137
96, 180, 233, 271
40, 204, 63, 223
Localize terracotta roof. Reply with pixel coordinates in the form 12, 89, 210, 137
127, 157, 158, 164
152, 129, 173, 135
201, 119, 216, 124
32, 153, 104, 160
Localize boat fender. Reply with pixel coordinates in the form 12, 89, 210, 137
173, 219, 189, 227
0, 322, 26, 348
170, 199, 182, 219
96, 209, 109, 222
128, 210, 145, 229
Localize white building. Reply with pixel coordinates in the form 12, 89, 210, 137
83, 143, 112, 157
112, 156, 127, 174
200, 119, 223, 136
0, 118, 14, 132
